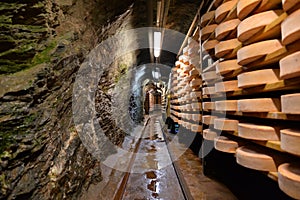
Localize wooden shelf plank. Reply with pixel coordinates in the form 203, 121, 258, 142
213, 110, 300, 121
210, 77, 300, 98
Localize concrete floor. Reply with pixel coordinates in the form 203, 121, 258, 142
81, 112, 237, 200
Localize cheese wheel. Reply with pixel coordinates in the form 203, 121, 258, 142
238, 98, 281, 112
190, 91, 201, 99
216, 18, 240, 41
202, 39, 219, 52
237, 0, 261, 20
281, 9, 300, 45
192, 114, 201, 122
237, 39, 284, 65
214, 136, 238, 153
216, 59, 242, 75
280, 51, 300, 79
215, 80, 239, 92
215, 100, 238, 111
238, 123, 280, 141
203, 129, 218, 141
191, 124, 202, 132
202, 115, 217, 125
238, 10, 282, 43
215, 38, 241, 59
202, 86, 216, 95
192, 102, 201, 110
281, 129, 300, 156
202, 71, 220, 81
200, 10, 215, 27
189, 68, 200, 77
282, 0, 300, 12
281, 93, 300, 114
215, 0, 238, 24
278, 163, 300, 199
237, 0, 282, 20
236, 146, 277, 171
214, 118, 238, 131
203, 102, 216, 111
237, 69, 280, 88
200, 24, 218, 41
190, 78, 202, 88
186, 104, 192, 111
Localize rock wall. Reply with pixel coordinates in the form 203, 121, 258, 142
0, 0, 137, 199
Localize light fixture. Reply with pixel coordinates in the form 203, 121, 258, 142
154, 31, 161, 58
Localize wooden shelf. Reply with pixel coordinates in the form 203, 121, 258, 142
224, 131, 283, 152
213, 110, 300, 121
201, 77, 300, 100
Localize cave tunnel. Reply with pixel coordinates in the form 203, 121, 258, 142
1, 0, 300, 199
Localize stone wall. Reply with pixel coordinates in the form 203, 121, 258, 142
0, 0, 137, 199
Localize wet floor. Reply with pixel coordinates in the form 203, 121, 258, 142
122, 113, 185, 200
80, 112, 237, 200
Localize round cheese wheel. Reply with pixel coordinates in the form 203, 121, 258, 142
281, 93, 300, 114
238, 123, 280, 141
281, 9, 300, 45
203, 129, 218, 141
192, 114, 202, 122
237, 0, 262, 20
203, 102, 216, 111
202, 86, 216, 95
237, 0, 282, 20
190, 78, 202, 88
280, 51, 300, 79
215, 38, 242, 59
200, 24, 218, 41
215, 80, 239, 92
192, 102, 201, 110
216, 59, 242, 75
216, 18, 240, 41
202, 115, 218, 125
238, 10, 282, 43
202, 71, 220, 81
200, 10, 216, 27
189, 68, 200, 77
215, 100, 238, 111
190, 91, 201, 99
238, 98, 281, 112
214, 118, 238, 131
281, 129, 300, 156
191, 124, 202, 132
202, 39, 219, 52
237, 39, 284, 65
237, 69, 280, 88
278, 163, 300, 199
236, 146, 277, 171
282, 0, 300, 12
214, 136, 238, 153
215, 0, 238, 24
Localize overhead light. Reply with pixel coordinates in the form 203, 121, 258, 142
154, 31, 161, 58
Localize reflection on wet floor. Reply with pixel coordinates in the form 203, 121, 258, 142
122, 114, 185, 200
80, 113, 237, 200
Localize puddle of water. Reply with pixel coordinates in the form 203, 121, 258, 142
152, 193, 159, 198
147, 180, 157, 192
145, 171, 157, 179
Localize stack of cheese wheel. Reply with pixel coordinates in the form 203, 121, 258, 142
197, 1, 300, 198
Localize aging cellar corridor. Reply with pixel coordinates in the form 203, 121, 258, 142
1, 0, 300, 199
